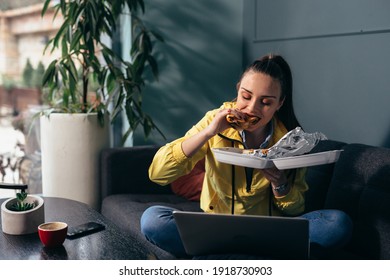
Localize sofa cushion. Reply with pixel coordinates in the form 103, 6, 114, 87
101, 193, 201, 259
324, 143, 390, 259
171, 159, 204, 201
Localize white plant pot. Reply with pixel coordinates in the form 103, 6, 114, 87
40, 113, 110, 210
1, 195, 45, 235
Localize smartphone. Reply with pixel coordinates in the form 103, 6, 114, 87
66, 222, 105, 239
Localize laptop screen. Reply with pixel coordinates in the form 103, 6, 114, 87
173, 211, 310, 259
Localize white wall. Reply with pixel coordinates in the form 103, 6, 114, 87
243, 0, 390, 148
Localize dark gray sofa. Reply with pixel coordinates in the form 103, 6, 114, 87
100, 140, 390, 260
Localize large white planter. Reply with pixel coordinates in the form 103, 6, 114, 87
40, 113, 110, 210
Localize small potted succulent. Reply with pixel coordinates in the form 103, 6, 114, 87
0, 183, 44, 235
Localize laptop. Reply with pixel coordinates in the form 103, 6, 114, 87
173, 211, 310, 259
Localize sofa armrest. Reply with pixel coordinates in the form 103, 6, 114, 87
100, 145, 173, 199
304, 139, 347, 212
324, 143, 390, 259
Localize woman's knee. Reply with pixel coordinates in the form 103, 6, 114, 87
302, 209, 353, 248
140, 205, 176, 238
323, 209, 353, 234
328, 209, 353, 244
140, 205, 187, 257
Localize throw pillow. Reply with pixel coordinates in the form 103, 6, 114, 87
171, 159, 205, 201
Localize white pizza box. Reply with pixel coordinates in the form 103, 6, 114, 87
212, 147, 275, 169
272, 150, 342, 169
212, 148, 342, 170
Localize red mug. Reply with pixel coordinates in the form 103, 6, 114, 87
38, 222, 68, 247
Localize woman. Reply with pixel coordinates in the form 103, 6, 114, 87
141, 54, 352, 258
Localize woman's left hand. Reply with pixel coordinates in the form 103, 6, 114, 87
262, 168, 291, 196
261, 167, 288, 189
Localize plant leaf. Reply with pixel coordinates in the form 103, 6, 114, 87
41, 0, 52, 17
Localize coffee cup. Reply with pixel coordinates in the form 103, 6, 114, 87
38, 222, 68, 247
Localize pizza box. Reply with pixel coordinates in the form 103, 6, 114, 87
211, 147, 274, 169
212, 148, 342, 170
272, 150, 342, 169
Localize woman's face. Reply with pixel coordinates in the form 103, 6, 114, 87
235, 70, 284, 132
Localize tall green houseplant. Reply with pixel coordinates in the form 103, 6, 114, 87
41, 0, 164, 142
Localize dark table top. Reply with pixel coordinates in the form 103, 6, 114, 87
0, 197, 152, 260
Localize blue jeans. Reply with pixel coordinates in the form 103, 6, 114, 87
140, 206, 353, 258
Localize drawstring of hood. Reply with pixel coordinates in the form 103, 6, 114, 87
217, 133, 242, 215
231, 142, 235, 215
218, 121, 274, 215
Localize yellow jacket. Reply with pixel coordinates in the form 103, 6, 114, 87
149, 102, 308, 216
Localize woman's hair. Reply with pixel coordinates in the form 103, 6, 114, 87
239, 54, 301, 131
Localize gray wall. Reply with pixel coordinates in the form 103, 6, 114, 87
133, 0, 243, 145
243, 0, 390, 148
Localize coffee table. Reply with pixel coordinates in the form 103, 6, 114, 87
0, 197, 153, 260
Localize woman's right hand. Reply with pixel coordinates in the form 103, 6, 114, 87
182, 108, 237, 157
205, 108, 240, 137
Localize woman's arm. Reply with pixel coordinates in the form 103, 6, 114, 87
149, 107, 232, 185
181, 108, 232, 157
